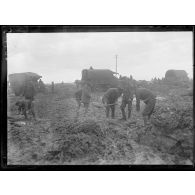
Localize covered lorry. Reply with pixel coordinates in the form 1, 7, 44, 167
81, 68, 119, 91
9, 72, 42, 96
165, 70, 189, 86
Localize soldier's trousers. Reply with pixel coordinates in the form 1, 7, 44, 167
120, 99, 132, 120
106, 105, 115, 118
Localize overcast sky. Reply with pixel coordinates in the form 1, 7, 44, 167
7, 32, 193, 83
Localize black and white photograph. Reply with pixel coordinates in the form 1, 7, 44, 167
4, 26, 194, 167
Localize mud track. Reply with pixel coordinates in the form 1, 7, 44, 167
7, 85, 193, 165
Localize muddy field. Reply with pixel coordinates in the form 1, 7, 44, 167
7, 83, 193, 165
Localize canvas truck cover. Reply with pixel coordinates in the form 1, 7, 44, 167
165, 70, 189, 82
9, 72, 42, 96
82, 69, 118, 86
9, 72, 42, 82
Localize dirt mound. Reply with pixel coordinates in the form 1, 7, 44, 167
45, 119, 135, 164
49, 119, 105, 162
8, 117, 52, 165
151, 105, 180, 132
151, 97, 193, 132
149, 97, 193, 164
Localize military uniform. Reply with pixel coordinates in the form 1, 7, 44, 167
75, 83, 91, 115
102, 88, 123, 118
135, 88, 156, 125
22, 80, 36, 119
51, 82, 54, 93
119, 77, 134, 120
38, 79, 45, 93
120, 88, 134, 120
75, 89, 82, 108
81, 83, 91, 109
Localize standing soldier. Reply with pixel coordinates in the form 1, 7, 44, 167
22, 80, 37, 120
81, 82, 91, 115
51, 81, 54, 93
74, 82, 91, 117
135, 87, 156, 126
75, 89, 82, 110
102, 87, 123, 119
38, 79, 45, 93
119, 76, 134, 120
130, 75, 133, 82
75, 80, 81, 90
120, 85, 134, 120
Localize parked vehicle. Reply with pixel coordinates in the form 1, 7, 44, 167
9, 72, 42, 96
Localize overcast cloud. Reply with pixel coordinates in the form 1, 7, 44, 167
7, 32, 193, 83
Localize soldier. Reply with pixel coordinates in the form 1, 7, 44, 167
51, 81, 54, 93
75, 82, 91, 116
81, 82, 91, 115
118, 76, 134, 120
102, 87, 123, 119
38, 79, 45, 93
130, 75, 133, 82
75, 89, 82, 110
120, 85, 134, 120
22, 80, 37, 119
75, 80, 81, 90
135, 87, 156, 126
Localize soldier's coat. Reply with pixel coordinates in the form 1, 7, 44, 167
135, 88, 156, 117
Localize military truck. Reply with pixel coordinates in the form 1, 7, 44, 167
165, 69, 189, 87
9, 72, 42, 96
81, 68, 119, 91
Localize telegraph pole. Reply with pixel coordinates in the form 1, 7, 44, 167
115, 54, 118, 73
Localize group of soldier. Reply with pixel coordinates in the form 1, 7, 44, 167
75, 76, 156, 126
14, 74, 156, 126
14, 78, 48, 120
